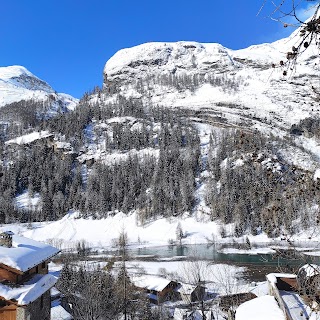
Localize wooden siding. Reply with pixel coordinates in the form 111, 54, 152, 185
18, 261, 48, 283
0, 264, 23, 276
191, 286, 206, 302
157, 281, 179, 303
278, 277, 298, 291
0, 305, 17, 320
0, 260, 49, 285
0, 290, 51, 320
0, 268, 18, 284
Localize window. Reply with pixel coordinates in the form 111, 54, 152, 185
42, 262, 46, 269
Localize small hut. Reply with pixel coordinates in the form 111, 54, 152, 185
131, 275, 179, 304
176, 283, 206, 303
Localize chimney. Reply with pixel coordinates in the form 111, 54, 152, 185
0, 231, 14, 248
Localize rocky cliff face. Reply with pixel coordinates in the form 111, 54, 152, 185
104, 42, 235, 80
102, 30, 319, 135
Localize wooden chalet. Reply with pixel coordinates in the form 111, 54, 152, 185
131, 275, 179, 304
176, 283, 206, 303
0, 231, 60, 320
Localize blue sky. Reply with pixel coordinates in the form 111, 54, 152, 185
1, 0, 314, 98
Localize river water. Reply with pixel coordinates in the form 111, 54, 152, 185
129, 244, 320, 281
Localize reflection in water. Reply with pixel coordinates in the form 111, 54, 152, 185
176, 245, 186, 256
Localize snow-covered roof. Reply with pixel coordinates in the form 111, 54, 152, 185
266, 273, 296, 288
147, 292, 158, 301
176, 283, 198, 294
235, 295, 286, 320
50, 287, 61, 299
298, 264, 320, 278
51, 305, 73, 320
5, 131, 53, 146
250, 281, 269, 297
280, 290, 319, 320
0, 273, 57, 305
131, 275, 175, 292
0, 234, 59, 273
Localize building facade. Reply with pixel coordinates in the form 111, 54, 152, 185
0, 231, 60, 320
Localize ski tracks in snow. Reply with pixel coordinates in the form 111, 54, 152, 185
53, 214, 77, 241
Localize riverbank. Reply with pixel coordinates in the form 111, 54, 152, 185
3, 211, 319, 255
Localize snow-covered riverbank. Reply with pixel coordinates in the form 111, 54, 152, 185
2, 211, 319, 255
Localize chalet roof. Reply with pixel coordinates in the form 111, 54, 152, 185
0, 234, 59, 273
280, 290, 317, 320
176, 283, 205, 295
235, 295, 286, 320
147, 292, 158, 301
250, 281, 269, 297
176, 283, 197, 294
131, 275, 175, 292
0, 273, 57, 305
298, 264, 320, 278
266, 273, 296, 288
50, 287, 61, 299
5, 130, 53, 146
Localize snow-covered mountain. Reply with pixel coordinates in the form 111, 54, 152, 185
1, 26, 320, 244
0, 65, 78, 113
103, 30, 319, 134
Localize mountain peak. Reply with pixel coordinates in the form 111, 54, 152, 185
104, 22, 319, 87
101, 30, 319, 135
0, 65, 54, 94
0, 65, 34, 80
103, 41, 234, 88
0, 65, 78, 113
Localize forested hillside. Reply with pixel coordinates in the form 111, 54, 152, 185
0, 94, 200, 225
0, 28, 320, 239
0, 75, 318, 239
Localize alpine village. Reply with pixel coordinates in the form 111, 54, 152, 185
0, 2, 320, 320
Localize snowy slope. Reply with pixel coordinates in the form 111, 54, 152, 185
8, 211, 319, 251
0, 65, 78, 112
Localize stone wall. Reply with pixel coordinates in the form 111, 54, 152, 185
16, 290, 51, 320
